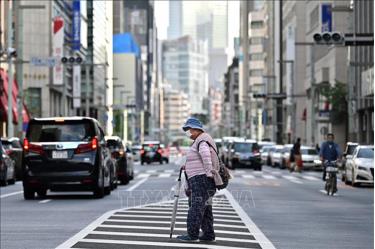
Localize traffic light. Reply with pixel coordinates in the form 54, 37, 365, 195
61, 56, 83, 64
313, 32, 344, 45
253, 93, 267, 98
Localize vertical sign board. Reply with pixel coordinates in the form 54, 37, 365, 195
72, 0, 81, 108
53, 17, 64, 85
321, 3, 332, 32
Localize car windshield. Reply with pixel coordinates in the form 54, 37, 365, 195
107, 140, 121, 149
143, 144, 159, 152
233, 143, 255, 153
301, 149, 318, 155
357, 148, 374, 159
347, 145, 358, 155
27, 120, 95, 142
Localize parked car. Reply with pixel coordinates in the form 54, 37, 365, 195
1, 137, 23, 180
106, 136, 134, 185
340, 142, 359, 170
261, 145, 273, 165
141, 141, 163, 165
280, 144, 293, 169
131, 145, 142, 162
300, 146, 322, 170
271, 145, 285, 167
0, 147, 16, 186
160, 144, 170, 163
214, 138, 222, 158
258, 141, 276, 151
266, 146, 277, 166
22, 117, 114, 199
343, 145, 374, 186
228, 140, 261, 170
222, 137, 244, 165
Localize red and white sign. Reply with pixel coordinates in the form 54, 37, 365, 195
53, 17, 64, 85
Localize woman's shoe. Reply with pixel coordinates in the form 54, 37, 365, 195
176, 234, 199, 242
199, 235, 216, 242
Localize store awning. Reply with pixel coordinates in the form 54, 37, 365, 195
0, 68, 30, 124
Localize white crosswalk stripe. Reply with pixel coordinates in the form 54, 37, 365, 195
56, 190, 276, 249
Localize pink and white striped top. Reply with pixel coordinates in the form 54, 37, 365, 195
185, 133, 218, 179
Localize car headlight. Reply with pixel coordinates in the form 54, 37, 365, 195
314, 159, 322, 164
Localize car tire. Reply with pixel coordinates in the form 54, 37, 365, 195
104, 186, 111, 195
141, 161, 144, 165
129, 171, 134, 180
93, 170, 105, 199
24, 187, 35, 200
344, 169, 350, 185
37, 188, 47, 198
351, 169, 359, 187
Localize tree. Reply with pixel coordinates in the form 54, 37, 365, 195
318, 81, 348, 124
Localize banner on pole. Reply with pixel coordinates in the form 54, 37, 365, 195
73, 65, 81, 108
72, 0, 81, 51
53, 17, 64, 85
321, 3, 332, 32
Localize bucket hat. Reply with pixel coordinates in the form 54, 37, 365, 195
182, 117, 204, 132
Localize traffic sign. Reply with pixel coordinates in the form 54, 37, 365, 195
30, 56, 57, 67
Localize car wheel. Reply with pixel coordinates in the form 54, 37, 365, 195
37, 188, 47, 198
351, 169, 359, 187
129, 171, 134, 180
344, 169, 350, 185
141, 161, 144, 165
93, 169, 105, 198
104, 185, 111, 195
23, 187, 35, 200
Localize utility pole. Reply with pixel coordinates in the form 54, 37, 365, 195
310, 44, 316, 146
7, 0, 14, 137
240, 0, 249, 137
276, 0, 283, 144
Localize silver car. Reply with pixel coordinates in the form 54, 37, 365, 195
300, 146, 322, 170
344, 145, 374, 186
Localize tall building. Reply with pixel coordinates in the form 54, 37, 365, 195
304, 0, 351, 148
162, 35, 208, 115
167, 0, 182, 39
348, 0, 374, 144
162, 84, 190, 143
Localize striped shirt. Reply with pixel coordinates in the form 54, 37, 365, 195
185, 133, 217, 179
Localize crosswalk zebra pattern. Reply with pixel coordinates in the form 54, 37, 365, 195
133, 169, 322, 184
56, 190, 276, 249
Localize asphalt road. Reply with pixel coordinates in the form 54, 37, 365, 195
1, 162, 373, 249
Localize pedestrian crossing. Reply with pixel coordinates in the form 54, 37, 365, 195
133, 168, 322, 185
56, 190, 276, 249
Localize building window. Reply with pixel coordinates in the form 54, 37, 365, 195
250, 69, 263, 77
251, 21, 263, 29
24, 88, 41, 117
250, 53, 263, 61
250, 37, 263, 45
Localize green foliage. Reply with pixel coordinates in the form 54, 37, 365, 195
319, 81, 348, 124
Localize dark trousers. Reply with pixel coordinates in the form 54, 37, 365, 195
187, 174, 216, 240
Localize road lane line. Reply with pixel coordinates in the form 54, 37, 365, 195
105, 219, 247, 228
146, 169, 157, 173
90, 231, 256, 243
98, 224, 250, 235
136, 173, 151, 178
113, 212, 240, 218
262, 175, 276, 180
118, 209, 237, 215
164, 169, 175, 173
223, 189, 276, 249
319, 190, 339, 196
302, 175, 319, 181
0, 191, 23, 199
77, 239, 253, 249
125, 178, 148, 192
282, 175, 303, 184
39, 199, 51, 204
242, 174, 255, 179
159, 173, 172, 178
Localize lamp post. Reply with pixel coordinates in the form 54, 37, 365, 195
262, 75, 277, 141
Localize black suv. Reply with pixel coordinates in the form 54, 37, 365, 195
141, 141, 163, 165
106, 136, 134, 185
22, 117, 114, 199
228, 140, 262, 170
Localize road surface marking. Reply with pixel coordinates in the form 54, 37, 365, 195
319, 190, 340, 196
164, 169, 175, 173
242, 174, 255, 179
75, 239, 254, 249
113, 212, 240, 219
39, 199, 51, 204
302, 175, 319, 181
159, 173, 172, 178
125, 178, 148, 192
90, 231, 257, 243
0, 191, 23, 199
136, 173, 150, 178
282, 175, 303, 184
56, 191, 274, 249
118, 209, 237, 215
146, 169, 157, 173
262, 175, 276, 180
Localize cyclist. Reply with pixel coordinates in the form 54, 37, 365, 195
320, 133, 342, 181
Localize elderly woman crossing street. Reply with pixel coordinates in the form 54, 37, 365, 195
176, 117, 220, 243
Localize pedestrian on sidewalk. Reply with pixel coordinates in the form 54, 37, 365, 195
290, 138, 302, 173
177, 117, 218, 243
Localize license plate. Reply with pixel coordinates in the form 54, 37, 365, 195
326, 166, 338, 172
52, 150, 68, 159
